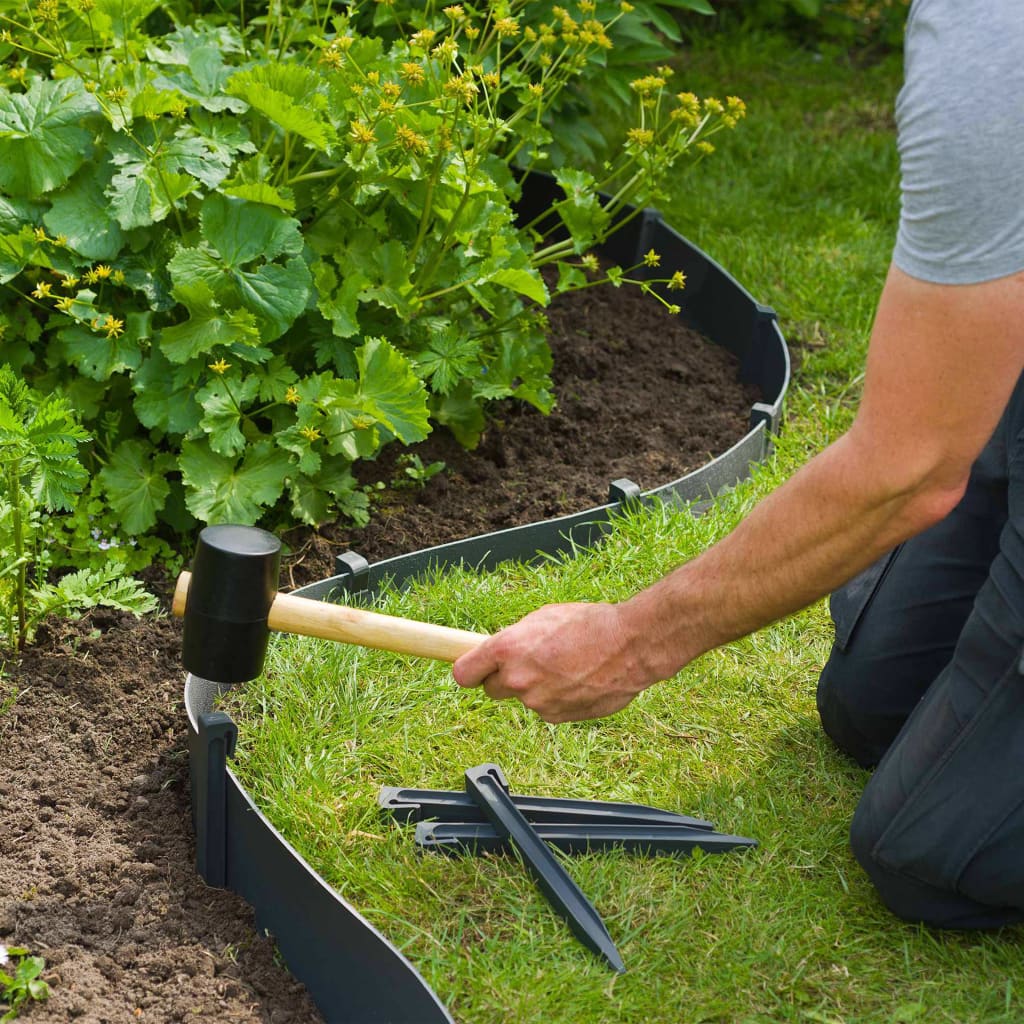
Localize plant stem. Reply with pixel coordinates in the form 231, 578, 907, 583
6, 463, 27, 650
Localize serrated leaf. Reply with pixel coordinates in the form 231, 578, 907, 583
181, 439, 290, 525
356, 337, 430, 443
133, 351, 202, 434
221, 181, 295, 212
0, 78, 98, 196
53, 324, 144, 381
226, 64, 336, 151
491, 267, 549, 306
313, 259, 367, 339
98, 439, 175, 534
414, 330, 479, 395
196, 373, 259, 456
153, 45, 248, 113
200, 192, 303, 266
44, 166, 125, 261
161, 267, 262, 361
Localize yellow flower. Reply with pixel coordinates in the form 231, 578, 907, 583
443, 5, 464, 19
55, 233, 68, 247
668, 270, 686, 290
642, 248, 661, 268
349, 121, 376, 145
527, 82, 543, 99
432, 38, 458, 62
103, 316, 124, 338
37, 0, 59, 22
581, 253, 599, 272
300, 425, 322, 442
399, 61, 425, 85
32, 282, 53, 299
443, 74, 478, 104
667, 303, 681, 315
495, 17, 520, 38
696, 140, 715, 155
409, 28, 436, 49
395, 124, 429, 155
62, 274, 80, 289
482, 72, 499, 90
33, 227, 47, 242
7, 65, 26, 85
208, 358, 231, 375
112, 269, 126, 285
465, 25, 480, 40
55, 295, 75, 312
627, 127, 654, 147
93, 264, 112, 279
285, 386, 301, 405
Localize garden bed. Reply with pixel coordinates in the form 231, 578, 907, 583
0, 275, 764, 1023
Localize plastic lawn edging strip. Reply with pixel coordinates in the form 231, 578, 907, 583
182, 179, 791, 1024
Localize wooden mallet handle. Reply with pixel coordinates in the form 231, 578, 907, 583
173, 571, 487, 663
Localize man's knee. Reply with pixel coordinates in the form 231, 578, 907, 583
849, 787, 1024, 930
816, 654, 891, 768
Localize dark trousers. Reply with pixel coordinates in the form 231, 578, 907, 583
817, 373, 1024, 929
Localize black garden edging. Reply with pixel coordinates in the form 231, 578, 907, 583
184, 185, 791, 1024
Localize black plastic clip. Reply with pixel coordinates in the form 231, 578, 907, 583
608, 478, 643, 509
333, 550, 371, 595
465, 764, 625, 973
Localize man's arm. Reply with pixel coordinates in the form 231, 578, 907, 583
452, 265, 1024, 722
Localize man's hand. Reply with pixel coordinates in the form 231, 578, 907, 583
452, 601, 655, 723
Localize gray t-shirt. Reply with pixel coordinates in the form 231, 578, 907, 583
893, 0, 1024, 284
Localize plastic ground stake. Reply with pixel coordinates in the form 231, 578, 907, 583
464, 763, 626, 973
416, 821, 758, 858
379, 785, 715, 830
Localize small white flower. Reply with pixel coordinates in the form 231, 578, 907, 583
0, 944, 9, 966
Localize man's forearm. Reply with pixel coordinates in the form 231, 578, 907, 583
618, 428, 967, 684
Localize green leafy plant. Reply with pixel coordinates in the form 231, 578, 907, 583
0, 946, 50, 1022
394, 453, 446, 489
0, 365, 157, 649
0, 0, 743, 544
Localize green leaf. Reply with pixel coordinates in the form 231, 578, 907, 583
356, 337, 430, 443
491, 267, 549, 306
413, 328, 479, 395
43, 166, 125, 261
196, 373, 259, 456
552, 167, 611, 253
226, 64, 337, 152
200, 192, 303, 267
153, 45, 248, 113
98, 440, 175, 534
313, 259, 367, 340
0, 78, 98, 196
106, 133, 199, 230
133, 351, 203, 435
221, 181, 295, 212
287, 456, 368, 527
53, 324, 144, 381
181, 439, 290, 525
160, 273, 261, 362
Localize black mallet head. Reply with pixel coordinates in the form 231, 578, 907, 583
179, 524, 282, 684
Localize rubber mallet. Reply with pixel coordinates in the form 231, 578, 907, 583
173, 524, 487, 683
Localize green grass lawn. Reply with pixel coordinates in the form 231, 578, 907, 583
222, 29, 1024, 1024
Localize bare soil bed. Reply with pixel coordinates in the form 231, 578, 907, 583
0, 281, 758, 1023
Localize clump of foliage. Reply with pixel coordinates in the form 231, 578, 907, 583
707, 0, 909, 50
0, 0, 743, 545
0, 945, 51, 1021
0, 365, 156, 649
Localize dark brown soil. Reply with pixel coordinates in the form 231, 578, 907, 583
0, 281, 758, 1023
